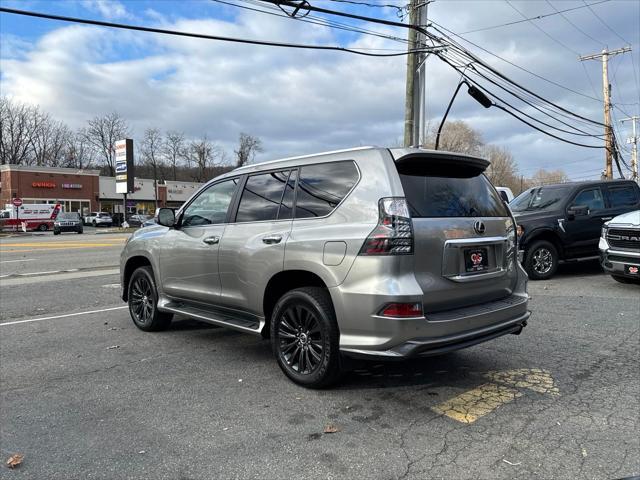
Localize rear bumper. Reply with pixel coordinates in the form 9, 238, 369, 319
341, 311, 529, 359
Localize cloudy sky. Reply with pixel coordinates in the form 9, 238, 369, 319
1, 0, 638, 180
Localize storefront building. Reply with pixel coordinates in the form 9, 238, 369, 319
1, 165, 204, 216
0, 165, 100, 215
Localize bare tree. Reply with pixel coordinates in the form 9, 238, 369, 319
425, 120, 484, 155
0, 97, 41, 165
529, 168, 569, 187
187, 136, 227, 182
83, 112, 129, 176
141, 127, 164, 208
163, 130, 186, 181
63, 128, 94, 169
484, 145, 520, 191
31, 113, 72, 167
234, 132, 263, 168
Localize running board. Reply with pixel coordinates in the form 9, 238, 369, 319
158, 297, 263, 335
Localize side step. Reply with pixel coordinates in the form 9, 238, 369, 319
158, 297, 263, 335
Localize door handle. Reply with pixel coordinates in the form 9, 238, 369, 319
202, 236, 220, 245
262, 235, 282, 245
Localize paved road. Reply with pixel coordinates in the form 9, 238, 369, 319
0, 238, 638, 479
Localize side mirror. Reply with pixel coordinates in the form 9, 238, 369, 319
567, 205, 589, 220
157, 208, 176, 227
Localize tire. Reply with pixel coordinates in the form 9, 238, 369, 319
77, 228, 83, 234
38, 224, 48, 232
53, 230, 60, 235
127, 266, 173, 331
611, 275, 639, 285
92, 220, 97, 227
270, 287, 341, 388
525, 240, 559, 280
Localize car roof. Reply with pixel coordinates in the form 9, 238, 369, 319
527, 179, 637, 190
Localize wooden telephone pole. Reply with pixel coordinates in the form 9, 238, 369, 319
579, 47, 631, 179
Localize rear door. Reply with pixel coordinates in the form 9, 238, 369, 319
394, 155, 517, 313
604, 183, 640, 217
217, 170, 295, 314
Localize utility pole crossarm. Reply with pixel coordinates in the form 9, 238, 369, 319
579, 46, 631, 61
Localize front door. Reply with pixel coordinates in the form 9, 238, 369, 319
564, 186, 607, 257
218, 170, 295, 315
159, 178, 239, 304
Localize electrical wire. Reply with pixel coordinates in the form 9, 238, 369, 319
582, 0, 631, 45
459, 0, 610, 35
544, 0, 603, 46
0, 6, 435, 57
325, 0, 406, 15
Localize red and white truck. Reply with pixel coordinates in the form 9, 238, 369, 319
0, 203, 62, 232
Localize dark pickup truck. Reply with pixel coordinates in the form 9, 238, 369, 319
511, 179, 640, 280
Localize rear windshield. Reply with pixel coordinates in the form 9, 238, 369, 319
398, 172, 508, 218
510, 186, 570, 213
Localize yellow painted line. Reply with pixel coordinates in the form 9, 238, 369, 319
431, 383, 522, 424
486, 368, 560, 396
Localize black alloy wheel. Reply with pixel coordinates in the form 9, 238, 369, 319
38, 224, 48, 231
525, 240, 559, 280
127, 266, 173, 331
271, 287, 341, 388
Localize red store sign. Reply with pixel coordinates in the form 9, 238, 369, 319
32, 181, 56, 188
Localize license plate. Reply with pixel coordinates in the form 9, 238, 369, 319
624, 265, 639, 276
464, 248, 488, 273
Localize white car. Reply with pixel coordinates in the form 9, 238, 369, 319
496, 187, 514, 203
84, 212, 113, 227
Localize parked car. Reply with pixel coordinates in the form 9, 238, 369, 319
120, 147, 530, 387
599, 210, 640, 284
511, 179, 640, 280
127, 214, 152, 227
496, 187, 514, 203
53, 212, 83, 235
142, 216, 157, 227
84, 212, 113, 227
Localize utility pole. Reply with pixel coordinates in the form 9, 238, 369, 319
620, 115, 639, 181
579, 47, 631, 179
403, 1, 429, 147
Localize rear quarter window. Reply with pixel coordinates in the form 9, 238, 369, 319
294, 161, 359, 218
398, 173, 508, 218
608, 185, 638, 207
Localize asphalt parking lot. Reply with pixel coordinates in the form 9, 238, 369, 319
1, 233, 639, 479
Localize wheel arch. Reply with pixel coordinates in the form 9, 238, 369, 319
122, 255, 153, 302
262, 270, 330, 339
523, 228, 564, 259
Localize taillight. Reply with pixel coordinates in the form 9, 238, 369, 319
360, 198, 413, 255
379, 302, 423, 317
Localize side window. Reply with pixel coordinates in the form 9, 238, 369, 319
572, 188, 604, 211
278, 170, 297, 220
235, 171, 289, 222
608, 186, 638, 207
295, 161, 359, 219
182, 179, 238, 227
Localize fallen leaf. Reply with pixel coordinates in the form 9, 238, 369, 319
138, 450, 146, 455
323, 424, 339, 434
106, 345, 120, 350
6, 454, 24, 469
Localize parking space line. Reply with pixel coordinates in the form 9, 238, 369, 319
431, 383, 523, 424
0, 259, 35, 264
0, 306, 128, 326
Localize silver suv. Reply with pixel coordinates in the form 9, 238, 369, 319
120, 147, 530, 387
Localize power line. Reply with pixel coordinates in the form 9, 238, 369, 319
545, 0, 602, 46
459, 0, 610, 35
428, 20, 604, 104
325, 0, 406, 15
0, 6, 436, 57
505, 0, 580, 57
582, 0, 631, 45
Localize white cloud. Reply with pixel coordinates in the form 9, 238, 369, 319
82, 0, 130, 20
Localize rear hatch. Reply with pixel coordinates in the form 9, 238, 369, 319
390, 149, 517, 313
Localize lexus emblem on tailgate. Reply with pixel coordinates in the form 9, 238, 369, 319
474, 220, 486, 235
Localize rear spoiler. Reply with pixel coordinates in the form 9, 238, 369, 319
388, 148, 490, 178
